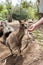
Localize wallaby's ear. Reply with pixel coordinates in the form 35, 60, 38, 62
1, 21, 7, 27
1, 21, 4, 26
19, 20, 22, 23
19, 20, 26, 25
1, 21, 4, 25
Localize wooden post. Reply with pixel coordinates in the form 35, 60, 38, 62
38, 0, 43, 19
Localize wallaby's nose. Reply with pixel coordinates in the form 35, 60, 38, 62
25, 26, 27, 29
24, 23, 27, 29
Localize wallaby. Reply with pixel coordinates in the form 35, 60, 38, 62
6, 20, 26, 56
0, 21, 14, 45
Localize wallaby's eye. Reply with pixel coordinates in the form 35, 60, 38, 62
4, 22, 7, 26
22, 24, 24, 26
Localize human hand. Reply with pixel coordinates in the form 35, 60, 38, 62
28, 24, 36, 32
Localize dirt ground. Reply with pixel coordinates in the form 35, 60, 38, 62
0, 36, 43, 65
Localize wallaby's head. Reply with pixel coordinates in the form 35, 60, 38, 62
19, 20, 27, 29
0, 21, 8, 28
19, 19, 33, 30
0, 21, 13, 38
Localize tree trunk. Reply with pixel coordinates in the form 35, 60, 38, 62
7, 14, 12, 22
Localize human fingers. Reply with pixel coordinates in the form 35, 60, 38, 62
28, 25, 34, 32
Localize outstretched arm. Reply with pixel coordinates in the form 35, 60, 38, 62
28, 17, 43, 32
